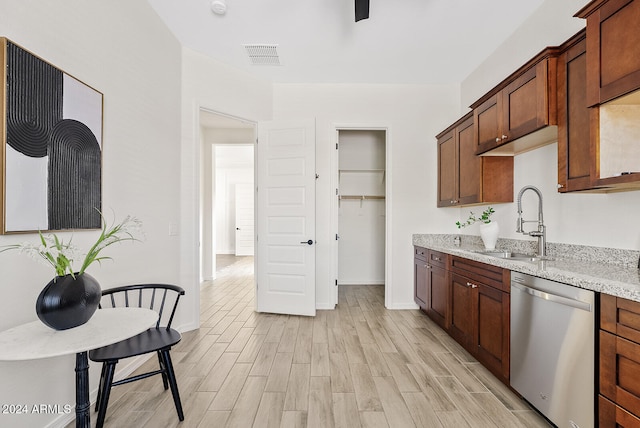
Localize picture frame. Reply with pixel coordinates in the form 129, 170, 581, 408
0, 38, 103, 234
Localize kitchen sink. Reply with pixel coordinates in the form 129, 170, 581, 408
476, 250, 553, 262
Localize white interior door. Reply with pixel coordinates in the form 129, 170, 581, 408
256, 119, 316, 316
235, 183, 255, 256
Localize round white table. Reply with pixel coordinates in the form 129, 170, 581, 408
0, 308, 158, 428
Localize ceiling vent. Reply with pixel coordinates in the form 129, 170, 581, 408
243, 44, 281, 66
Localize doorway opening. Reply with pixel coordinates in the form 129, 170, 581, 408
334, 128, 388, 305
199, 109, 256, 282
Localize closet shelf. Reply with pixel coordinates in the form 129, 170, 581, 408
338, 169, 386, 183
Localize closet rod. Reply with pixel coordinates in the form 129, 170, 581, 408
339, 195, 385, 200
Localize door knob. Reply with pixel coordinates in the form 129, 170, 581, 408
300, 240, 314, 245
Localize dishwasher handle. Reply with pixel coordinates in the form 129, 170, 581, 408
511, 281, 592, 312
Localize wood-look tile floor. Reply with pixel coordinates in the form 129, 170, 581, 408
83, 256, 552, 428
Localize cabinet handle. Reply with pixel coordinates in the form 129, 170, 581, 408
425, 265, 430, 269
557, 184, 564, 188
466, 282, 478, 288
433, 257, 440, 261
501, 135, 508, 140
495, 137, 501, 143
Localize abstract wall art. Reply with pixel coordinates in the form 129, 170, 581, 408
0, 38, 103, 234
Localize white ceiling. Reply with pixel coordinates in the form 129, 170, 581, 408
147, 0, 545, 85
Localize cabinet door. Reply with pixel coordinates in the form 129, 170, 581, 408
600, 330, 640, 417
427, 265, 448, 330
474, 283, 509, 381
557, 32, 593, 192
437, 129, 457, 207
457, 116, 481, 206
600, 395, 640, 428
474, 93, 502, 154
414, 257, 428, 309
581, 0, 640, 105
502, 60, 555, 142
449, 273, 474, 347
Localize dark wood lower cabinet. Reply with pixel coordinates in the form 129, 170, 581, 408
426, 264, 448, 330
600, 331, 640, 415
414, 249, 510, 385
600, 395, 640, 428
600, 293, 640, 424
414, 256, 428, 310
449, 272, 474, 348
476, 283, 510, 382
449, 270, 510, 384
414, 247, 449, 331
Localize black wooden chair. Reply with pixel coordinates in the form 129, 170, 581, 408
88, 284, 185, 428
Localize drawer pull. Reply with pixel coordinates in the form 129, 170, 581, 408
466, 282, 478, 289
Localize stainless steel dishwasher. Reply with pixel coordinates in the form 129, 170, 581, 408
510, 272, 595, 428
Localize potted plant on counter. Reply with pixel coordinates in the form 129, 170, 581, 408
456, 206, 498, 250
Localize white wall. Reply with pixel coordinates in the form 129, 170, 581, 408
0, 1, 182, 427
461, 0, 589, 108
460, 0, 640, 251
273, 83, 461, 309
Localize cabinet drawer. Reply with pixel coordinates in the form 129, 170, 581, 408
414, 246, 427, 262
428, 250, 447, 269
600, 394, 640, 428
600, 330, 640, 416
450, 256, 509, 292
601, 293, 640, 344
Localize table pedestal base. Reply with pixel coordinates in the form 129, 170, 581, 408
75, 351, 90, 428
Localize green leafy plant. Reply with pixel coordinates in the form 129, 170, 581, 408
1, 212, 143, 278
456, 206, 495, 229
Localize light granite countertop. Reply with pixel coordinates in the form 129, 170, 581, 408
413, 234, 640, 303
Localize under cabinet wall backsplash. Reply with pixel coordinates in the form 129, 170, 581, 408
599, 102, 640, 178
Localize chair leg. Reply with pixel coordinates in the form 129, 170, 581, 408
160, 349, 184, 421
95, 363, 107, 412
95, 361, 117, 428
157, 350, 169, 390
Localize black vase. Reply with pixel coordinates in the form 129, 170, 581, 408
35, 273, 101, 330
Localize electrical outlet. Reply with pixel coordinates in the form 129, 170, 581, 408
169, 222, 178, 236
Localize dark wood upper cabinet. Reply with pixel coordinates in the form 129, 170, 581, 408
557, 30, 597, 192
574, 0, 640, 192
473, 48, 559, 156
576, 0, 640, 106
437, 113, 513, 207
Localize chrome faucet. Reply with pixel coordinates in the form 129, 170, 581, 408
516, 185, 546, 257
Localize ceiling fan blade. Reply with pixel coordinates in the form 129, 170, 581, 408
355, 0, 369, 22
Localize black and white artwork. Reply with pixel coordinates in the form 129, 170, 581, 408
2, 39, 103, 233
